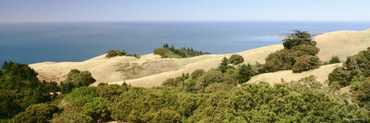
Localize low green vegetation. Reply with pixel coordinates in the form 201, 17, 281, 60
328, 47, 370, 111
60, 69, 96, 94
264, 30, 321, 73
12, 103, 59, 123
329, 47, 370, 87
228, 54, 244, 65
1, 53, 369, 122
55, 78, 369, 122
1, 37, 369, 122
329, 55, 341, 64
153, 44, 210, 58
106, 49, 140, 58
164, 58, 267, 92
0, 61, 59, 120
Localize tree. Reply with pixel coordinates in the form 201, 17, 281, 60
283, 30, 315, 49
60, 69, 96, 93
229, 54, 244, 65
0, 61, 55, 119
237, 64, 252, 83
329, 56, 340, 64
218, 57, 229, 73
264, 50, 296, 72
292, 55, 320, 73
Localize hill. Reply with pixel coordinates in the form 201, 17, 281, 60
29, 29, 370, 87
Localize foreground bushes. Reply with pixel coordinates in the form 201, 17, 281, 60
329, 47, 370, 87
4, 61, 368, 122
107, 82, 369, 122
12, 103, 59, 123
0, 61, 58, 120
328, 47, 370, 111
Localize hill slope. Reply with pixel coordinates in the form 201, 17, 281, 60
247, 63, 342, 85
29, 29, 370, 87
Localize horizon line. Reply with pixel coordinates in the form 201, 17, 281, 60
0, 20, 369, 24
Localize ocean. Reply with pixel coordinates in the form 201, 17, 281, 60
0, 21, 369, 66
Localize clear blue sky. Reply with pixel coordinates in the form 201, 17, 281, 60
0, 0, 369, 22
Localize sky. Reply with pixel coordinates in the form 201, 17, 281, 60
0, 0, 369, 22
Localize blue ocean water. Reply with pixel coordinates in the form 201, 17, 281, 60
0, 21, 369, 66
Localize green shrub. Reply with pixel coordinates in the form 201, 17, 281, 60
63, 87, 99, 107
196, 69, 224, 90
82, 97, 111, 122
154, 47, 171, 58
292, 55, 320, 73
151, 109, 181, 123
96, 84, 128, 102
292, 44, 319, 56
106, 50, 127, 58
190, 69, 206, 79
0, 61, 57, 119
204, 83, 234, 93
218, 57, 230, 73
106, 49, 139, 58
237, 64, 253, 83
264, 49, 296, 72
228, 54, 244, 65
162, 73, 189, 87
59, 113, 93, 123
328, 47, 369, 87
60, 69, 96, 94
328, 67, 351, 87
352, 77, 370, 110
111, 87, 179, 122
153, 44, 210, 58
13, 103, 59, 123
329, 56, 341, 64
265, 30, 320, 73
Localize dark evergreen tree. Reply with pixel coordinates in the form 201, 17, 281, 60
237, 64, 252, 83
218, 57, 229, 73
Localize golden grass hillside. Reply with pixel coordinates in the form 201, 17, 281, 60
247, 63, 342, 85
29, 29, 370, 87
314, 29, 370, 61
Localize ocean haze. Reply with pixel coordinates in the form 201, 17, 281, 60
0, 21, 370, 66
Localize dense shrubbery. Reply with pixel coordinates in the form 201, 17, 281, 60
153, 44, 210, 58
60, 69, 96, 93
0, 61, 59, 120
109, 80, 367, 122
329, 47, 370, 87
264, 49, 296, 71
228, 54, 244, 65
1, 60, 369, 122
328, 47, 370, 111
12, 103, 59, 123
292, 55, 320, 73
265, 30, 321, 73
106, 49, 140, 58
